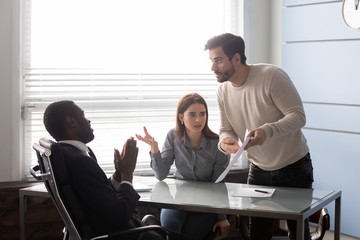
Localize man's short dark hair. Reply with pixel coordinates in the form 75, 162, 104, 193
204, 33, 247, 64
43, 100, 78, 141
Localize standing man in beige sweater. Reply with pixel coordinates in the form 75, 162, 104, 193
204, 33, 313, 240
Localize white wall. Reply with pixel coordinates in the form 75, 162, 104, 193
0, 0, 22, 181
244, 0, 282, 66
0, 0, 12, 181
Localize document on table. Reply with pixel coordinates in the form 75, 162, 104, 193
215, 134, 252, 183
133, 182, 152, 192
232, 188, 276, 198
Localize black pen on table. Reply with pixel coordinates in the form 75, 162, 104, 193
254, 189, 271, 194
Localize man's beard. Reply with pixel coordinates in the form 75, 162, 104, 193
215, 68, 235, 83
215, 63, 235, 83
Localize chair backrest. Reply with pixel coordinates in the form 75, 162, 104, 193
32, 137, 170, 240
32, 137, 93, 240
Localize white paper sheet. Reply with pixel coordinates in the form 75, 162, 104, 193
232, 187, 276, 198
215, 135, 252, 183
133, 182, 152, 192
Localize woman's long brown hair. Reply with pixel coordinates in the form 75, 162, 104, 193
174, 93, 219, 142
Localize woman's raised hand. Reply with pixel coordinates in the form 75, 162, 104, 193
135, 126, 160, 154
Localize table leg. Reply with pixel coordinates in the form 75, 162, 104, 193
334, 196, 341, 240
19, 191, 27, 240
296, 216, 304, 240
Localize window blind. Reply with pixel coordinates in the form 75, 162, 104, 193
23, 69, 221, 175
21, 0, 244, 179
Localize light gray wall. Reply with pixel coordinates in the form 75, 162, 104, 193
0, 0, 22, 181
0, 0, 13, 181
244, 0, 282, 66
282, 0, 360, 237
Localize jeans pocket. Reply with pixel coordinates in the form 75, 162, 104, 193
277, 154, 313, 188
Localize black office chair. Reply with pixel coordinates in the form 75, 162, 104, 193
309, 208, 330, 240
31, 137, 169, 240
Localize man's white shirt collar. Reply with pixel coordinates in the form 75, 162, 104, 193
58, 140, 132, 189
58, 140, 89, 154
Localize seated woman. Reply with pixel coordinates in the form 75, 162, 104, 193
136, 93, 230, 239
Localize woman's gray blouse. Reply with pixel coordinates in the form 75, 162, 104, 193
150, 129, 230, 182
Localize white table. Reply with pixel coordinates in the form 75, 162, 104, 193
19, 177, 341, 240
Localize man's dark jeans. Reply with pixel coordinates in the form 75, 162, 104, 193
247, 153, 314, 240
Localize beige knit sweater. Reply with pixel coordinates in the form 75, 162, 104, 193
217, 64, 309, 171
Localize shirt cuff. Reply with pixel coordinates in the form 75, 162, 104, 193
110, 176, 133, 191
121, 181, 133, 186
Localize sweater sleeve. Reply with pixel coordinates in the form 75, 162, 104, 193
260, 68, 306, 140
217, 85, 239, 147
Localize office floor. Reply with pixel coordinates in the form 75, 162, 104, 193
214, 224, 360, 240
311, 227, 359, 240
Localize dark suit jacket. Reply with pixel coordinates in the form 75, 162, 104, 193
59, 143, 141, 236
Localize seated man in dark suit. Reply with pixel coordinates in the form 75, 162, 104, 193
43, 100, 187, 240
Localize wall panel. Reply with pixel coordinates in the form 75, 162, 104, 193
283, 1, 360, 42
283, 0, 340, 7
303, 129, 360, 237
282, 0, 360, 237
283, 41, 360, 104
304, 103, 360, 133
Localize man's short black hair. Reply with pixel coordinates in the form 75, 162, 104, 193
204, 33, 247, 64
43, 100, 78, 141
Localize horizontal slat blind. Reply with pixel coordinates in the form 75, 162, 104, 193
21, 0, 244, 179
23, 69, 220, 175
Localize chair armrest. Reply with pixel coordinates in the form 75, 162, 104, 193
30, 165, 41, 180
